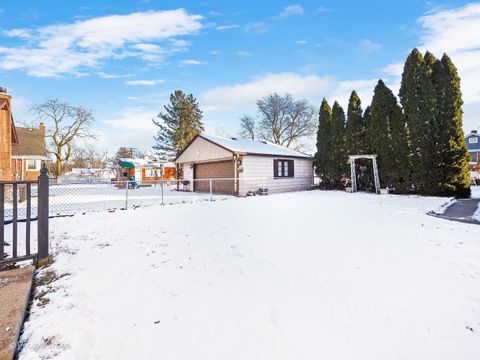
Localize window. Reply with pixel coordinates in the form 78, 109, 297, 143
273, 159, 294, 178
469, 137, 478, 144
27, 160, 38, 170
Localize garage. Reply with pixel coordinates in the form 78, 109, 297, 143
194, 160, 235, 194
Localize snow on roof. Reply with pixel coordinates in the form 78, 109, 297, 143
200, 134, 312, 158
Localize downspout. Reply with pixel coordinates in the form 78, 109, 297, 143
233, 154, 238, 195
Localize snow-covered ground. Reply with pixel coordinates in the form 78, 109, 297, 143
17, 191, 480, 360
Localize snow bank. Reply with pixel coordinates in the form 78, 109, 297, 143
17, 191, 480, 360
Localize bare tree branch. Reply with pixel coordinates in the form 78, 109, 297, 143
31, 98, 96, 176
251, 93, 316, 150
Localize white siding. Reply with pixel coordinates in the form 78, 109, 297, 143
182, 162, 194, 191
176, 137, 233, 163
239, 155, 313, 196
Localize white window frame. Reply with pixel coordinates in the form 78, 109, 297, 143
469, 137, 478, 144
26, 160, 39, 171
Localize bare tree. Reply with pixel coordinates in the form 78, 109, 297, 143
238, 114, 257, 140
255, 93, 317, 150
31, 99, 96, 176
68, 145, 107, 170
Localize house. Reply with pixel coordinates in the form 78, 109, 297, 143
175, 134, 314, 196
466, 130, 480, 181
11, 124, 49, 180
116, 158, 176, 183
1, 88, 49, 181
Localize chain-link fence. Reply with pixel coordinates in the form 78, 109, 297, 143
3, 176, 317, 222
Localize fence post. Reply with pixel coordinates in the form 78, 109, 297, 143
209, 179, 212, 201
37, 166, 49, 260
161, 181, 164, 205
125, 181, 129, 210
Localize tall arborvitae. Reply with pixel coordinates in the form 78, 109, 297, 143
345, 90, 365, 155
399, 49, 432, 193
330, 101, 348, 188
315, 98, 333, 187
400, 49, 470, 197
437, 54, 471, 197
366, 80, 394, 187
387, 98, 411, 193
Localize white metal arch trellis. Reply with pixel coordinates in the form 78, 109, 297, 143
349, 154, 381, 194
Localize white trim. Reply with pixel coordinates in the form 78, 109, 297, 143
11, 155, 50, 161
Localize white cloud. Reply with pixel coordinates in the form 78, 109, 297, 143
279, 4, 304, 17
179, 59, 203, 66
210, 50, 222, 56
316, 6, 333, 13
0, 9, 203, 77
216, 24, 239, 31
358, 39, 381, 53
104, 107, 157, 130
327, 79, 379, 108
296, 39, 308, 45
236, 50, 253, 57
417, 3, 480, 107
125, 79, 165, 86
97, 72, 132, 79
201, 72, 335, 113
383, 3, 480, 131
244, 22, 269, 34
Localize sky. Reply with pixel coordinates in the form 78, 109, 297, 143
1, 0, 480, 154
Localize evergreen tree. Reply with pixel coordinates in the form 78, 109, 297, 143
345, 90, 365, 155
400, 49, 470, 196
366, 80, 394, 187
399, 49, 433, 194
330, 101, 348, 188
345, 91, 368, 189
437, 54, 471, 197
315, 98, 333, 187
153, 90, 204, 161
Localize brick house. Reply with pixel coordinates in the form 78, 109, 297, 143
0, 88, 49, 181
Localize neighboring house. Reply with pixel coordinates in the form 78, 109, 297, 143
0, 88, 49, 181
175, 134, 314, 196
466, 130, 480, 163
116, 158, 176, 182
11, 124, 49, 180
466, 129, 480, 180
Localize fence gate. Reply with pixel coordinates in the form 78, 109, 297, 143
0, 167, 49, 267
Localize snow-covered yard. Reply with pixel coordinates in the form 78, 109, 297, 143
17, 191, 480, 360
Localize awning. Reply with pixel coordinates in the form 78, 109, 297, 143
120, 160, 135, 168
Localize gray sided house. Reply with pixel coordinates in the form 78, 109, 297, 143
466, 130, 480, 163
175, 134, 314, 196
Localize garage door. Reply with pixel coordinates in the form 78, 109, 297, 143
194, 161, 235, 194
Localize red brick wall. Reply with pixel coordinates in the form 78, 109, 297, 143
0, 94, 12, 181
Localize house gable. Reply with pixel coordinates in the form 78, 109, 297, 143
176, 136, 233, 163
466, 133, 480, 151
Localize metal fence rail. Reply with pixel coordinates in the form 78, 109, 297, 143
1, 167, 49, 266
2, 176, 317, 222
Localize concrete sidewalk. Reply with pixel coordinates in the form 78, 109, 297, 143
0, 267, 35, 360
431, 198, 480, 225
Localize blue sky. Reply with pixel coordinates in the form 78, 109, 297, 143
1, 1, 479, 153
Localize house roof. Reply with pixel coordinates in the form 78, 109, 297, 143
180, 134, 312, 159
118, 158, 162, 168
11, 127, 47, 157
